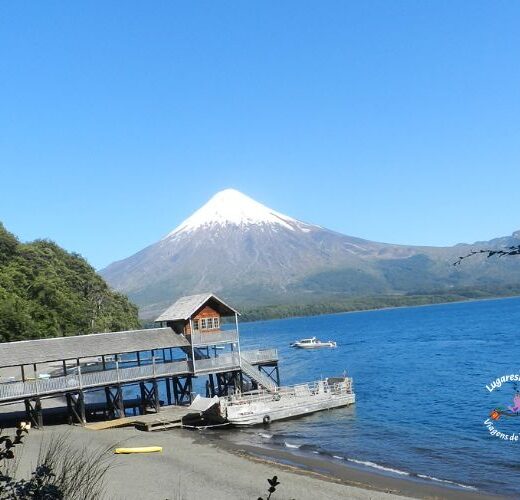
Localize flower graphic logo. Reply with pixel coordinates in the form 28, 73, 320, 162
485, 376, 520, 442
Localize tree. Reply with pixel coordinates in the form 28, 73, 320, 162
454, 245, 520, 266
0, 222, 140, 342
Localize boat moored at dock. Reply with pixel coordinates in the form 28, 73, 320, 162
219, 377, 354, 426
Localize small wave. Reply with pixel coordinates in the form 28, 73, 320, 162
347, 458, 410, 476
416, 474, 477, 490
284, 441, 301, 449
332, 455, 344, 460
299, 443, 319, 452
259, 433, 273, 439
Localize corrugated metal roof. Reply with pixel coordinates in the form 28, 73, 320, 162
155, 293, 240, 322
0, 327, 190, 367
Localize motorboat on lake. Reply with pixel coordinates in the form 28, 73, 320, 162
290, 337, 337, 349
218, 377, 354, 426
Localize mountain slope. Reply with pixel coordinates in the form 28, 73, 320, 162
100, 189, 520, 318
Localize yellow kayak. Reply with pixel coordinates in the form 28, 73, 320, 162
114, 446, 162, 454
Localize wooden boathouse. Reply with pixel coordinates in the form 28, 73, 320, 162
0, 293, 279, 428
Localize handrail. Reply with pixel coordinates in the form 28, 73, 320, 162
0, 349, 277, 403
242, 348, 278, 364
189, 330, 238, 346
222, 378, 354, 406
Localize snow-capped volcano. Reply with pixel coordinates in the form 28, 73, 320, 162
165, 188, 313, 237
101, 188, 384, 316
100, 189, 520, 319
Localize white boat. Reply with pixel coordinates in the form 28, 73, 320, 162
290, 337, 337, 349
219, 377, 354, 426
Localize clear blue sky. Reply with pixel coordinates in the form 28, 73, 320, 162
1, 1, 519, 269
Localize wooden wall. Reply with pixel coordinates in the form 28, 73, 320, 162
184, 305, 221, 334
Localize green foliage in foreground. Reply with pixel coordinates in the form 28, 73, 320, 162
0, 222, 139, 343
0, 427, 113, 499
239, 288, 520, 322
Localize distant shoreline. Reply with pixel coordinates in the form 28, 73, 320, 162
236, 292, 520, 324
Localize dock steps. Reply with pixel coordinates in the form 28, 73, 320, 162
240, 357, 278, 391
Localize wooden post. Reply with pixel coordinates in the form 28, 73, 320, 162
33, 364, 39, 396
77, 364, 83, 390
139, 382, 146, 414
115, 357, 121, 385
152, 379, 160, 412
25, 399, 41, 428
35, 398, 43, 428
165, 378, 172, 406
187, 376, 193, 404
116, 386, 125, 418
173, 377, 179, 405
136, 351, 141, 367
189, 319, 196, 373
78, 391, 86, 424
20, 365, 25, 382
66, 393, 73, 425
235, 313, 242, 366
209, 373, 215, 397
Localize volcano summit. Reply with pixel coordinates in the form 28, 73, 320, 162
101, 189, 520, 319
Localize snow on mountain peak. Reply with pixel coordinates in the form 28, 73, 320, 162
165, 188, 313, 237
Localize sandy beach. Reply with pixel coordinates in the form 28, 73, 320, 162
7, 424, 502, 500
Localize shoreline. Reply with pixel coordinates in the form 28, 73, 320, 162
237, 293, 520, 325
5, 423, 507, 499
203, 431, 503, 500
9, 424, 410, 500
140, 293, 520, 327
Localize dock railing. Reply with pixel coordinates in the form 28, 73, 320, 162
0, 349, 276, 403
189, 330, 238, 346
192, 352, 241, 374
222, 377, 354, 406
241, 348, 278, 364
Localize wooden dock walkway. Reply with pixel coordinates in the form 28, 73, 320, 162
85, 405, 195, 432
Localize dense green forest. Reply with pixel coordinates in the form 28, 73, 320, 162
0, 223, 139, 343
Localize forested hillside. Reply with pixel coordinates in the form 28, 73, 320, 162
0, 223, 139, 342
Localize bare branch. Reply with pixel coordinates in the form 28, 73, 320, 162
453, 245, 520, 266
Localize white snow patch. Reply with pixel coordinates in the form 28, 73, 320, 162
164, 189, 315, 238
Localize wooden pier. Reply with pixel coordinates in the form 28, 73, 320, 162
0, 293, 280, 429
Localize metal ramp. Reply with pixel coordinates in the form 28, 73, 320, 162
240, 356, 277, 391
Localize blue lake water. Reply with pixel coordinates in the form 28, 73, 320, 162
217, 297, 520, 496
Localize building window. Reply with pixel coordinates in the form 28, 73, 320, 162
196, 317, 220, 331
